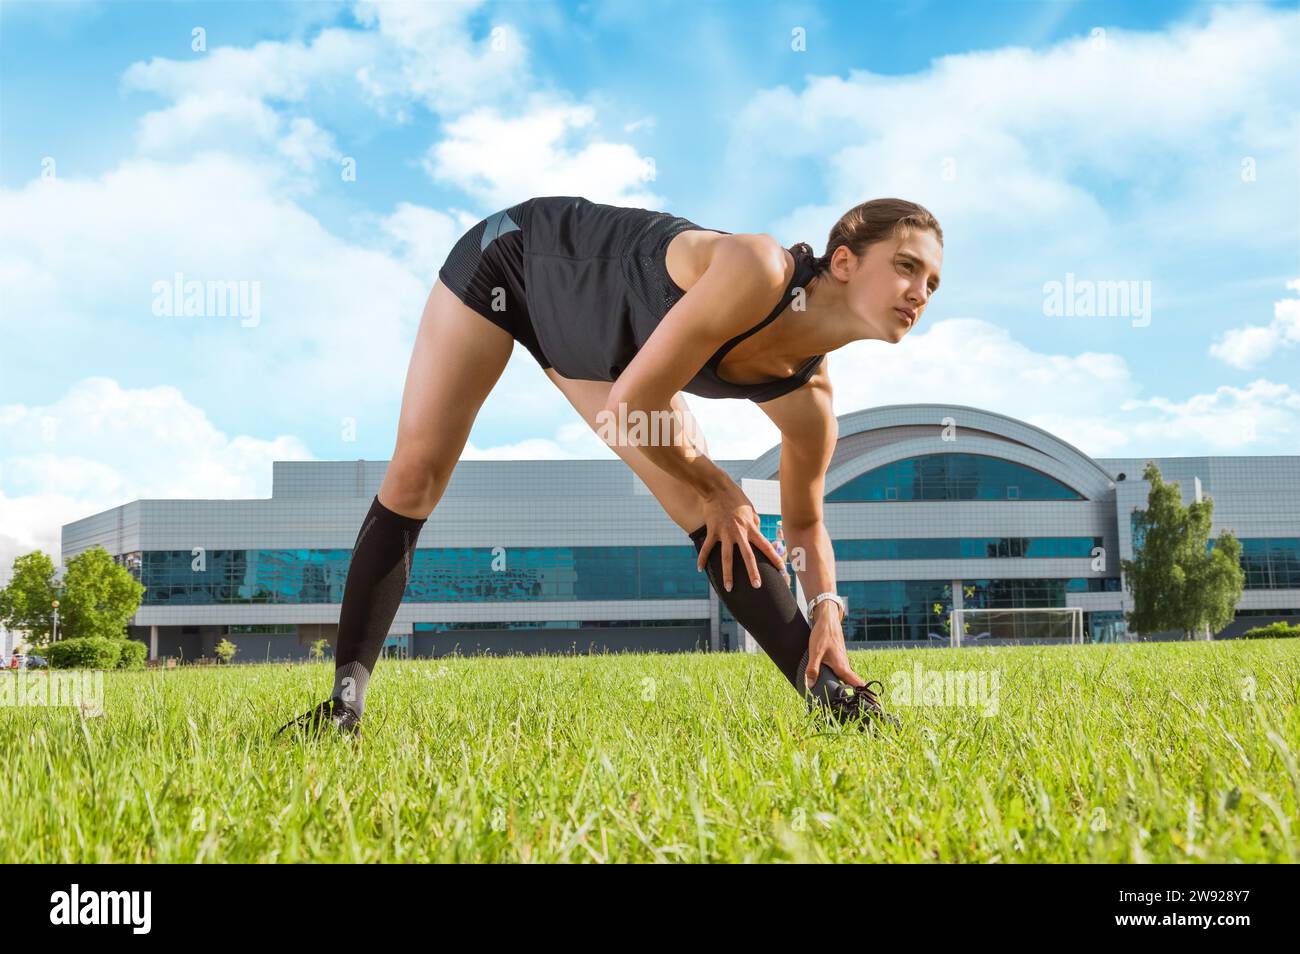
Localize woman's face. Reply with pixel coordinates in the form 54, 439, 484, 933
837, 227, 943, 342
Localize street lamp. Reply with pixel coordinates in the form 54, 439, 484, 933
51, 599, 60, 643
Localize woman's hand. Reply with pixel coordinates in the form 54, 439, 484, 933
695, 479, 786, 591
803, 603, 866, 692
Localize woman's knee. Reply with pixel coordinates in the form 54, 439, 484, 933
379, 452, 454, 518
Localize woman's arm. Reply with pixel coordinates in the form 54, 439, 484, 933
605, 231, 785, 493
605, 232, 790, 589
756, 366, 867, 689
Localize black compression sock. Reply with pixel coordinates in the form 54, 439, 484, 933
332, 494, 427, 717
688, 524, 857, 708
689, 524, 809, 691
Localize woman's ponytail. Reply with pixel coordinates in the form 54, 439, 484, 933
791, 241, 830, 275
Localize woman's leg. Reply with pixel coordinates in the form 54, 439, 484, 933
544, 371, 707, 531
329, 279, 515, 719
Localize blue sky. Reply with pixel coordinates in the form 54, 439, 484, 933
0, 0, 1298, 572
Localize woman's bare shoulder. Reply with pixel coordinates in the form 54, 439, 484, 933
664, 231, 787, 297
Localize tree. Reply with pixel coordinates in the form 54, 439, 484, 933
214, 638, 238, 664
1121, 461, 1244, 640
1184, 517, 1244, 642
309, 638, 329, 661
0, 551, 60, 645
58, 547, 146, 642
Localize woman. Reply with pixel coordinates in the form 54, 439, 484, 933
277, 195, 943, 738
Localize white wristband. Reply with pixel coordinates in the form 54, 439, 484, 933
807, 592, 846, 622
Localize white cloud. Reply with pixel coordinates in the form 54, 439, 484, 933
0, 377, 316, 584
682, 316, 1136, 461
119, 1, 529, 127
351, 0, 530, 116
135, 92, 281, 153
0, 147, 580, 447
728, 3, 1298, 323
423, 99, 663, 208
0, 153, 429, 422
1118, 378, 1300, 451
121, 25, 368, 189
461, 437, 587, 461
118, 1, 531, 173
111, 0, 662, 229
1209, 278, 1300, 369
680, 316, 1300, 461
745, 4, 1297, 201
375, 202, 467, 279
276, 116, 344, 174
121, 26, 378, 103
133, 92, 343, 183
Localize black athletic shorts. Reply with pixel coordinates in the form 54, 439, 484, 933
437, 200, 551, 369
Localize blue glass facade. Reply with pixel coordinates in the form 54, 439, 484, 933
1239, 538, 1300, 589
127, 530, 1119, 648
1130, 519, 1299, 591
135, 544, 709, 606
833, 536, 1103, 560
826, 454, 1083, 502
414, 619, 708, 631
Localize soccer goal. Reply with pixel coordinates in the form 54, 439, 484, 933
948, 606, 1084, 647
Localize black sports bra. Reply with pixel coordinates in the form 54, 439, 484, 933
639, 214, 824, 402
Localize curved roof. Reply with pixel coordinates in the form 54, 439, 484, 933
742, 403, 1116, 501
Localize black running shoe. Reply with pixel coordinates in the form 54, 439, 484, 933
798, 650, 902, 732
818, 678, 903, 731
275, 697, 362, 740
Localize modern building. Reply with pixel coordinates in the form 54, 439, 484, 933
60, 404, 1300, 663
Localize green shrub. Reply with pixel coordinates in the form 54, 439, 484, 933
116, 639, 148, 669
46, 637, 123, 670
1241, 621, 1300, 639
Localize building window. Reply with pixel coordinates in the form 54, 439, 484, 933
1133, 530, 1300, 591
826, 453, 1084, 502
134, 543, 711, 606
834, 536, 1102, 561
415, 619, 708, 632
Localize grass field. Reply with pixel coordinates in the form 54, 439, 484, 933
1, 639, 1296, 863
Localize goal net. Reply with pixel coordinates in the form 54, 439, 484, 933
948, 606, 1084, 647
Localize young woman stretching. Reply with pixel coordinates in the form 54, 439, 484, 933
277, 195, 943, 738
